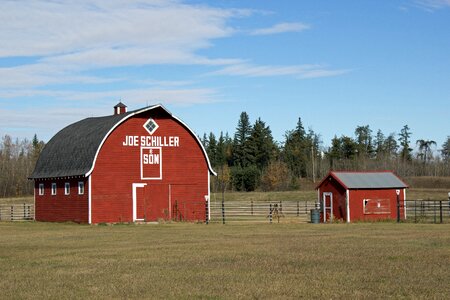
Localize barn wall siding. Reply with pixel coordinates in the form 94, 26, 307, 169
349, 189, 405, 221
318, 176, 347, 220
34, 178, 89, 223
91, 109, 208, 223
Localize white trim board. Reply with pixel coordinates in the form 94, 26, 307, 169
132, 183, 147, 221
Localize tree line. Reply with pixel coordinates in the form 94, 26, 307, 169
0, 134, 45, 198
1, 113, 449, 197
203, 112, 450, 193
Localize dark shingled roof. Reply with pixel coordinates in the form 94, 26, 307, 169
29, 111, 134, 179
30, 104, 216, 179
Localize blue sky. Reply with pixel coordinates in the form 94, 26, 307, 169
1, 0, 449, 153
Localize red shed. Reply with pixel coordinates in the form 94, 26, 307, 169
29, 103, 216, 224
316, 171, 408, 223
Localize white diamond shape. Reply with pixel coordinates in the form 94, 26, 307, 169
143, 118, 159, 135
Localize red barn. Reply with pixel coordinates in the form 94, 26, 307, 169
29, 103, 216, 224
316, 171, 408, 223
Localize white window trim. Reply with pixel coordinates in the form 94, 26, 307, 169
65, 182, 70, 195
78, 181, 85, 195
39, 183, 44, 196
51, 183, 57, 196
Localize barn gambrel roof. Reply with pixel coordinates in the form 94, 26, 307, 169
317, 171, 408, 190
29, 104, 216, 179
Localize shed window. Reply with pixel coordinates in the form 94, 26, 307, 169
78, 182, 84, 195
65, 182, 70, 195
51, 183, 57, 195
38, 183, 44, 196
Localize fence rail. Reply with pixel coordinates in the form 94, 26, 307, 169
2, 200, 449, 224
209, 200, 317, 224
405, 200, 450, 223
0, 204, 34, 221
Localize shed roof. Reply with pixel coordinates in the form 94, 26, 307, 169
30, 104, 216, 179
317, 171, 408, 190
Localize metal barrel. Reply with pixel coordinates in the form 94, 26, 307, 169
310, 209, 320, 224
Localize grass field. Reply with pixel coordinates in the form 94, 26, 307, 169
0, 222, 449, 299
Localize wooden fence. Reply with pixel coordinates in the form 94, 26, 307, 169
0, 204, 34, 221
405, 200, 450, 223
2, 200, 449, 224
209, 200, 317, 224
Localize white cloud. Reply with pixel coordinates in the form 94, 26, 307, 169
0, 86, 222, 140
210, 64, 350, 79
250, 22, 310, 35
0, 0, 348, 115
414, 0, 450, 10
0, 0, 235, 57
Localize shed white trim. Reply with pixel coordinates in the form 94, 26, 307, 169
346, 189, 350, 223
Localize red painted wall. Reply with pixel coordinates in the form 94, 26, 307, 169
34, 178, 89, 223
90, 107, 209, 223
349, 189, 405, 221
317, 175, 406, 222
318, 175, 347, 221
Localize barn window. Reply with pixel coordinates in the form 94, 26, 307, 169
65, 182, 70, 195
143, 118, 159, 135
51, 183, 57, 195
78, 182, 84, 195
38, 183, 44, 196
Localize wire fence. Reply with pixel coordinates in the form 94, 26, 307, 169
405, 200, 450, 223
209, 200, 317, 224
0, 204, 34, 221
2, 199, 449, 224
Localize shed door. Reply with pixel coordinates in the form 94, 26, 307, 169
323, 192, 333, 223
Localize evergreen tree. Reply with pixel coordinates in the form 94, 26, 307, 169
441, 136, 450, 162
384, 133, 398, 159
233, 112, 252, 167
283, 117, 308, 177
398, 125, 413, 161
374, 129, 385, 158
248, 118, 276, 171
355, 125, 373, 158
341, 136, 357, 159
206, 132, 217, 167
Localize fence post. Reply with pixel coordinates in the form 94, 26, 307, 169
433, 200, 437, 224
297, 201, 299, 217
414, 200, 417, 223
269, 204, 273, 224
279, 201, 282, 214
205, 198, 209, 225
251, 200, 253, 216
221, 199, 225, 225
11, 206, 14, 221
439, 200, 443, 224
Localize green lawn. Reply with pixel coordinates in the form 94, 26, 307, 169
0, 222, 449, 299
